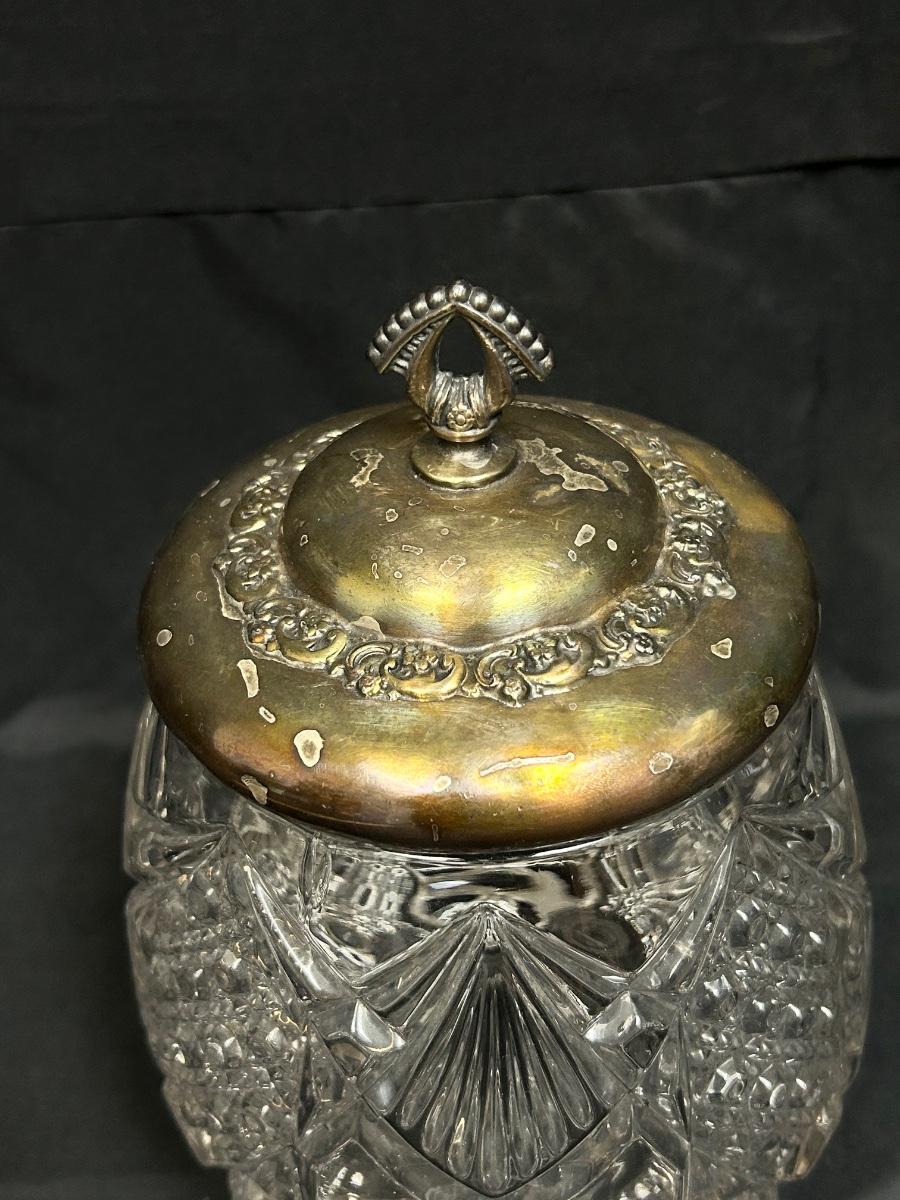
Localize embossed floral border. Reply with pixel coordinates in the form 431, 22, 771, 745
213, 406, 734, 705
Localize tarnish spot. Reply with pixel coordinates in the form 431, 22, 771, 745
480, 751, 575, 777
385, 508, 399, 522
710, 637, 733, 659
241, 774, 268, 805
518, 437, 613, 492
299, 533, 309, 547
434, 774, 452, 793
567, 549, 577, 562
764, 704, 780, 728
237, 658, 260, 698
294, 729, 324, 767
349, 448, 384, 489
354, 614, 383, 633
439, 554, 467, 578
606, 538, 618, 551
764, 675, 774, 687
576, 452, 631, 494
575, 523, 595, 547
259, 706, 276, 724
156, 628, 173, 647
649, 751, 674, 775
393, 570, 403, 579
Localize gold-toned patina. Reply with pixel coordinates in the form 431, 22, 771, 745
140, 281, 817, 850
280, 404, 667, 649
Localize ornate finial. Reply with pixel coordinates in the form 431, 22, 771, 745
368, 281, 553, 445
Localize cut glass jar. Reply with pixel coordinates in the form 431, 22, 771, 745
126, 282, 871, 1200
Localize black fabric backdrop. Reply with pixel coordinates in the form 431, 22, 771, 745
1, 5, 898, 1199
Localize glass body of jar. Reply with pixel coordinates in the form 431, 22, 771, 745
125, 671, 870, 1200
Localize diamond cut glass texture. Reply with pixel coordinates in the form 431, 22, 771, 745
125, 672, 870, 1200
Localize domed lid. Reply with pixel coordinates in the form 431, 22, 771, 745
140, 281, 817, 850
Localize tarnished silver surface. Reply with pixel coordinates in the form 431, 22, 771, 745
139, 283, 817, 849
212, 402, 734, 705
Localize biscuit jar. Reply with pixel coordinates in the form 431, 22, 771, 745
126, 281, 871, 1199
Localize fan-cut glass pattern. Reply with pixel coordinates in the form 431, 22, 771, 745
125, 671, 870, 1200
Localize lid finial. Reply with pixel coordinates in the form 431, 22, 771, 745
368, 281, 554, 487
